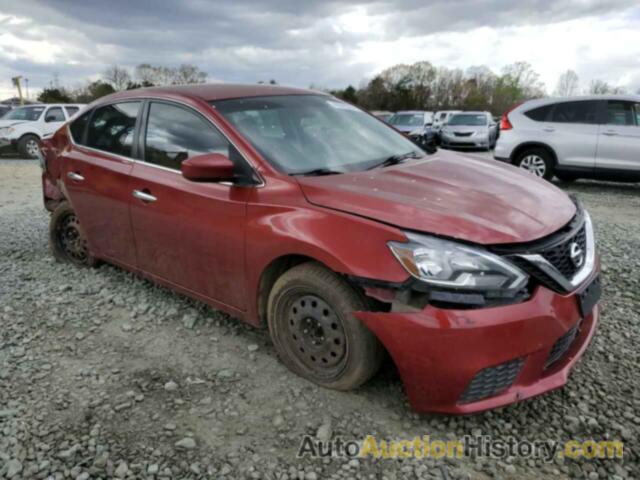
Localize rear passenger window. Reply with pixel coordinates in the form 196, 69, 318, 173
86, 102, 141, 157
45, 107, 65, 123
524, 105, 552, 121
606, 101, 638, 126
65, 106, 80, 117
69, 111, 91, 144
550, 101, 598, 124
144, 102, 229, 170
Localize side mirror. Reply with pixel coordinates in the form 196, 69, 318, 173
181, 153, 235, 182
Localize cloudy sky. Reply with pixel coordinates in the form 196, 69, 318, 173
0, 0, 639, 100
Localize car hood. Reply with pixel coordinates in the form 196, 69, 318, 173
296, 150, 576, 245
0, 120, 27, 128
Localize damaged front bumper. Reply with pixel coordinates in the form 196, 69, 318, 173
352, 269, 600, 414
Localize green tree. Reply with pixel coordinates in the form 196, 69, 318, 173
37, 87, 72, 103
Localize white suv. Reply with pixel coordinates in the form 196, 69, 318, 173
0, 104, 85, 158
494, 95, 640, 182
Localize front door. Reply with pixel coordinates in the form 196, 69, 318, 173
596, 100, 640, 173
129, 101, 249, 310
62, 102, 141, 267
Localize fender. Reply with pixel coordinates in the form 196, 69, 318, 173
243, 176, 411, 324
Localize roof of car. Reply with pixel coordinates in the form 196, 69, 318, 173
108, 83, 322, 103
519, 94, 640, 109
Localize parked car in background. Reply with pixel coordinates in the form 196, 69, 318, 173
440, 112, 497, 150
388, 110, 433, 135
388, 110, 435, 150
494, 95, 640, 181
0, 103, 84, 158
432, 110, 461, 133
39, 84, 600, 413
371, 110, 394, 123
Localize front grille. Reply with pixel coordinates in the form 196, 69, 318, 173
546, 321, 581, 368
541, 225, 587, 279
459, 358, 524, 404
491, 206, 589, 293
453, 132, 473, 137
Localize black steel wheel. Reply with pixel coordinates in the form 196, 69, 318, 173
268, 262, 384, 390
49, 202, 96, 267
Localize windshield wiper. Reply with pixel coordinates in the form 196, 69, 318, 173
368, 151, 423, 170
292, 168, 343, 177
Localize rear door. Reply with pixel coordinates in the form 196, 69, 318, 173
42, 106, 66, 135
544, 100, 601, 170
129, 100, 250, 310
595, 100, 640, 173
63, 102, 141, 267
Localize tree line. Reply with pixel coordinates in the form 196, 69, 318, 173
330, 62, 636, 115
37, 63, 208, 104
37, 61, 636, 113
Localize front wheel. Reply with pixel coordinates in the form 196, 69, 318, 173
49, 202, 97, 267
17, 134, 40, 159
515, 148, 554, 180
267, 262, 384, 391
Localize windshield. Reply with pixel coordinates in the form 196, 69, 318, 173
447, 114, 487, 126
388, 113, 424, 127
212, 95, 425, 174
3, 106, 46, 121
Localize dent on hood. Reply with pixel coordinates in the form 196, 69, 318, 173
296, 152, 576, 245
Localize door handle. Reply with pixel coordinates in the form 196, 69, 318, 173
133, 190, 157, 203
542, 127, 555, 132
67, 172, 84, 181
602, 131, 618, 136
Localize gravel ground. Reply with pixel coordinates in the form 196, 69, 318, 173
0, 159, 638, 480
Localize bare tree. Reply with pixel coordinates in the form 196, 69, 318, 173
103, 65, 131, 91
554, 70, 580, 97
134, 63, 206, 86
172, 64, 207, 85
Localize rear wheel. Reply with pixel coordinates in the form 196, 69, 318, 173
267, 262, 384, 391
17, 134, 40, 159
49, 202, 96, 267
515, 148, 554, 180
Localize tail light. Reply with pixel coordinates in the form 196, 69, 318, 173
500, 113, 513, 131
500, 102, 523, 131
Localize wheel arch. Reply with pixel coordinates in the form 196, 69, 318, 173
510, 142, 558, 166
17, 131, 42, 142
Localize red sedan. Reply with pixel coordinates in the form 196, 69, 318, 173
39, 84, 601, 413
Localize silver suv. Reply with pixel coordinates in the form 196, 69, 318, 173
494, 95, 640, 181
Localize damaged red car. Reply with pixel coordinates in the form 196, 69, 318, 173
39, 84, 601, 414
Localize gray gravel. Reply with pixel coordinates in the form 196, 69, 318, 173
0, 159, 638, 479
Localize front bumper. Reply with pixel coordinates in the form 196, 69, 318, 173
355, 269, 600, 414
441, 135, 489, 149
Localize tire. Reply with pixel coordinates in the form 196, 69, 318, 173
17, 134, 40, 159
267, 262, 384, 391
515, 148, 554, 180
49, 202, 97, 267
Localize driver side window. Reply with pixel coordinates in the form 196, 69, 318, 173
144, 102, 230, 171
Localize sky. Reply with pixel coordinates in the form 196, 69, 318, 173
0, 0, 639, 100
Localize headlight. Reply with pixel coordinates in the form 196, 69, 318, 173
0, 127, 14, 136
388, 232, 528, 296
